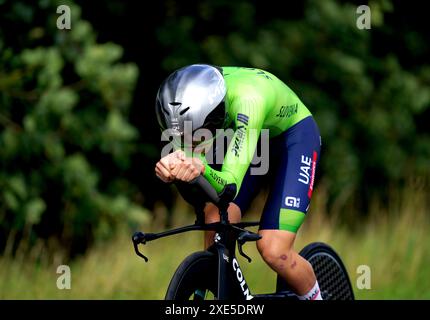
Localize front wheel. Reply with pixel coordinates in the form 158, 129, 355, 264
165, 251, 218, 300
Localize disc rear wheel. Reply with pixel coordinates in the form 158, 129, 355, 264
299, 242, 355, 300
276, 242, 354, 300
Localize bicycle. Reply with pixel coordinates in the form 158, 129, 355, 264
132, 176, 354, 300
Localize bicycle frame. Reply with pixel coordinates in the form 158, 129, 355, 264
205, 206, 254, 300
132, 177, 298, 300
132, 206, 298, 300
133, 203, 258, 299
133, 176, 354, 300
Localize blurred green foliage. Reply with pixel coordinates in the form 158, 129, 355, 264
0, 0, 149, 256
0, 0, 429, 257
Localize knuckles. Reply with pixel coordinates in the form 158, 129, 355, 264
156, 155, 201, 183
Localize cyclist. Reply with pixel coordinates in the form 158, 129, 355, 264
155, 64, 322, 300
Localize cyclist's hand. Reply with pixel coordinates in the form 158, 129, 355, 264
171, 157, 204, 182
155, 150, 185, 183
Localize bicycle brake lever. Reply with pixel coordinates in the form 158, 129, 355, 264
132, 231, 148, 262
238, 243, 252, 263
237, 231, 262, 263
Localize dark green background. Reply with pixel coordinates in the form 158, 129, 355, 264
1, 0, 429, 257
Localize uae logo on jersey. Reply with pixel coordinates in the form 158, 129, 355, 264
298, 151, 318, 198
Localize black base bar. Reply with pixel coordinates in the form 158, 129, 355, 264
132, 221, 260, 262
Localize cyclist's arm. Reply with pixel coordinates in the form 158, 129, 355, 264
199, 95, 265, 196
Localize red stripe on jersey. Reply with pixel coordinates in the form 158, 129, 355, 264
307, 151, 317, 198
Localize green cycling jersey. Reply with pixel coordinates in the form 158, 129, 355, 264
199, 66, 312, 195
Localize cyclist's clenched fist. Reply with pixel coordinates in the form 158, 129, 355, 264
155, 150, 205, 183
170, 156, 204, 182
155, 150, 185, 183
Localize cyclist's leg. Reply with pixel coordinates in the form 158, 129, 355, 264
256, 116, 322, 297
258, 230, 316, 295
